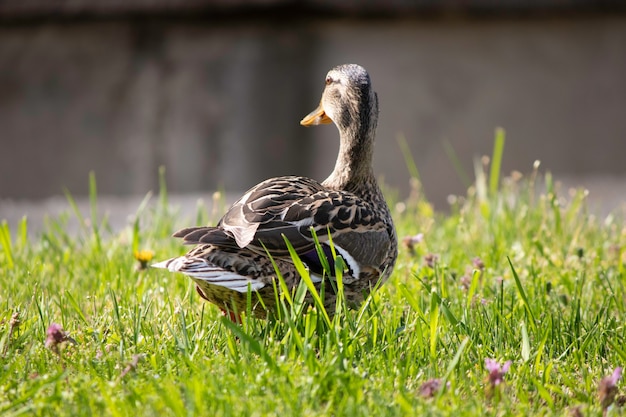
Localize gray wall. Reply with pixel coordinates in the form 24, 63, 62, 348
1, 15, 625, 208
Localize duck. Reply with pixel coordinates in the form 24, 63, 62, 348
153, 64, 397, 319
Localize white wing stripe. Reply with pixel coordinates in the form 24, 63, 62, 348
332, 244, 361, 284
153, 257, 266, 293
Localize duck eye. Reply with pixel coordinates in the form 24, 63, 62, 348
325, 76, 333, 85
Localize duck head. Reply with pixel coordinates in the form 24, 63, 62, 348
301, 64, 378, 136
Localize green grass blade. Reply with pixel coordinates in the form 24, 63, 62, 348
397, 133, 421, 182
508, 256, 537, 332
429, 290, 440, 360
0, 220, 14, 269
466, 269, 481, 307
443, 336, 470, 382
87, 171, 103, 254
158, 165, 168, 211
17, 216, 28, 248
64, 290, 88, 325
310, 227, 331, 276
282, 235, 332, 327
489, 127, 506, 196
221, 318, 278, 371
443, 138, 472, 188
63, 187, 88, 237
521, 321, 530, 363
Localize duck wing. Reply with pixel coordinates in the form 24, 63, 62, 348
174, 175, 392, 275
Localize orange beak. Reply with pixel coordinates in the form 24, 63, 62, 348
300, 102, 332, 126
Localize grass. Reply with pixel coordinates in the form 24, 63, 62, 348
1, 136, 625, 416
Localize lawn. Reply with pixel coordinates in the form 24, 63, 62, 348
1, 136, 625, 416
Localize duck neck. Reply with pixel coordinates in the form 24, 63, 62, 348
322, 97, 379, 196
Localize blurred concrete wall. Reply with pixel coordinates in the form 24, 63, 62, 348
1, 11, 625, 207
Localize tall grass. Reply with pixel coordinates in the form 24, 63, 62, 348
1, 134, 625, 416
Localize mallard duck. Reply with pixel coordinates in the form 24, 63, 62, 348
153, 64, 397, 318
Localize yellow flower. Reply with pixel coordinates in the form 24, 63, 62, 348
134, 249, 154, 270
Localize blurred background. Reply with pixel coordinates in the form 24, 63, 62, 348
1, 1, 626, 227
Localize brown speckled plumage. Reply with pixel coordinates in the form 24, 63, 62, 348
153, 64, 397, 318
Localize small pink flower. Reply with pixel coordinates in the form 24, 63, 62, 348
45, 323, 76, 353
424, 253, 438, 268
599, 367, 622, 410
472, 257, 485, 270
402, 233, 424, 254
485, 358, 511, 387
419, 378, 441, 398
45, 323, 67, 349
418, 378, 451, 398
459, 274, 471, 291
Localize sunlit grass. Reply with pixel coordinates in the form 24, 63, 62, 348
1, 135, 625, 416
